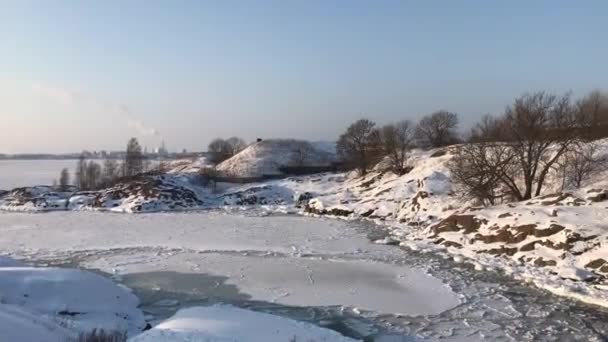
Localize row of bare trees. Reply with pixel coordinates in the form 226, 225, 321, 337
337, 111, 459, 175
337, 90, 607, 205
74, 157, 126, 191
449, 91, 608, 205
57, 137, 150, 191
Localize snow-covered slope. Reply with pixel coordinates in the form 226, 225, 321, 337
0, 266, 147, 335
0, 304, 73, 342
216, 139, 336, 178
0, 256, 146, 340
130, 305, 357, 342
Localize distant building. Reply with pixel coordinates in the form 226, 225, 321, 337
154, 141, 169, 157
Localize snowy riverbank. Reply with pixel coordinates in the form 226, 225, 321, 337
1, 139, 607, 323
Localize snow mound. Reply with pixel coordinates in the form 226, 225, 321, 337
0, 266, 146, 335
129, 305, 357, 342
0, 304, 72, 342
216, 139, 336, 178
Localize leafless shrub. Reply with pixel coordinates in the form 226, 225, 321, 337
557, 141, 607, 189
74, 329, 127, 342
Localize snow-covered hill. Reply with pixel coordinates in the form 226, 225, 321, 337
216, 139, 336, 178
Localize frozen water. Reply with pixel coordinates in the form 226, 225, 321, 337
1, 211, 608, 341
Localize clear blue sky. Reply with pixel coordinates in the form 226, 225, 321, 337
1, 0, 606, 153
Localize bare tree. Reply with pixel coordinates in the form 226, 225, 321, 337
577, 90, 608, 126
59, 168, 70, 192
291, 141, 315, 167
75, 154, 88, 190
469, 115, 506, 142
226, 137, 247, 156
336, 119, 378, 175
560, 141, 607, 189
74, 155, 103, 191
124, 137, 144, 177
502, 91, 578, 199
377, 120, 414, 175
576, 90, 608, 139
449, 141, 516, 205
208, 138, 232, 164
415, 111, 459, 147
99, 159, 121, 188
85, 161, 102, 190
208, 137, 247, 164
449, 91, 580, 203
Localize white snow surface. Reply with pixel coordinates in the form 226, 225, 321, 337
0, 212, 459, 317
0, 265, 146, 335
129, 305, 357, 342
0, 303, 72, 342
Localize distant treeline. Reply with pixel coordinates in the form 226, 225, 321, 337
0, 152, 206, 161
0, 154, 85, 160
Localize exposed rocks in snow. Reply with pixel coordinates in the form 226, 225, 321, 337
0, 174, 206, 213
374, 237, 400, 245
221, 185, 285, 206
431, 215, 487, 235
304, 199, 354, 217
587, 189, 608, 202
0, 186, 68, 210
90, 174, 204, 212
